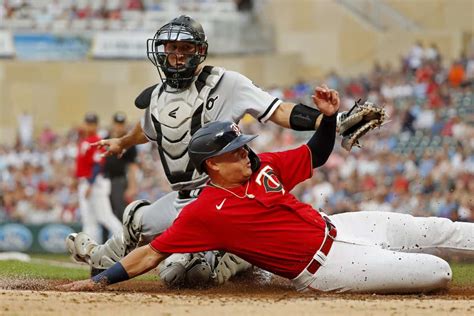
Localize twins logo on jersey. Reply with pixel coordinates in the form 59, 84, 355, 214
256, 165, 285, 194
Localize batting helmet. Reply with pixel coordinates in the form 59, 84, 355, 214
147, 15, 208, 92
188, 121, 260, 174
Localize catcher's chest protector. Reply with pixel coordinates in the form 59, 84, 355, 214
148, 66, 225, 191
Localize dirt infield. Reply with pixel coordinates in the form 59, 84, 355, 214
1, 278, 473, 316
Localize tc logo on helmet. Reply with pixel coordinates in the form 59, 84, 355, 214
230, 123, 241, 136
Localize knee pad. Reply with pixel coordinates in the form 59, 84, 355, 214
122, 199, 150, 248
88, 235, 127, 269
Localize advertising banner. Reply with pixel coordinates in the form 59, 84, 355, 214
0, 222, 81, 253
13, 34, 90, 60
91, 31, 152, 59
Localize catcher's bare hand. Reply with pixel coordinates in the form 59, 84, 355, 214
56, 279, 101, 292
92, 138, 126, 158
312, 84, 340, 116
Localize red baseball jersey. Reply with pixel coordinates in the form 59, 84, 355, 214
150, 145, 327, 279
75, 134, 103, 179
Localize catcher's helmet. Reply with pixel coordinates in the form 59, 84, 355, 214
147, 15, 208, 92
188, 121, 260, 174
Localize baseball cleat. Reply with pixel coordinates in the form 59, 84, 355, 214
66, 233, 85, 263
65, 232, 98, 265
74, 232, 98, 258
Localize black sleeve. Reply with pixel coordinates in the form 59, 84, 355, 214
306, 112, 337, 168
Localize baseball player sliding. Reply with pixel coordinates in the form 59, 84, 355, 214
67, 14, 360, 286
61, 118, 473, 293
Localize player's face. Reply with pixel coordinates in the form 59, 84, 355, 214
83, 122, 97, 135
211, 147, 252, 184
164, 41, 197, 68
112, 122, 126, 137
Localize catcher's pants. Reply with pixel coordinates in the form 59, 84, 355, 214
78, 176, 122, 243
90, 191, 194, 266
293, 211, 473, 293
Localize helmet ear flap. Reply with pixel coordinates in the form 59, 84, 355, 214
245, 145, 261, 172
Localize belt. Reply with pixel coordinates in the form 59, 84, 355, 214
305, 216, 337, 274
178, 188, 202, 200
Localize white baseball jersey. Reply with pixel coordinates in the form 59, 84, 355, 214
137, 66, 282, 191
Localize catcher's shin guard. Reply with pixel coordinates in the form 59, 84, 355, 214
76, 200, 150, 270
122, 199, 151, 248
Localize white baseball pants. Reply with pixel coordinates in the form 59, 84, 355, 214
294, 211, 473, 293
78, 176, 122, 243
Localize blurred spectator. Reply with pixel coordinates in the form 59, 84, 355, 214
39, 125, 58, 147
448, 61, 466, 87
425, 43, 441, 64
16, 111, 33, 149
125, 0, 144, 10
407, 41, 424, 72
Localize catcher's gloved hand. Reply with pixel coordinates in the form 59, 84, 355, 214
337, 100, 387, 151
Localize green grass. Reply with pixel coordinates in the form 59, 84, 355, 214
451, 262, 474, 285
30, 253, 75, 262
0, 254, 472, 285
0, 260, 90, 280
0, 254, 159, 281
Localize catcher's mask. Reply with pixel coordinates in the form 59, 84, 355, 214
188, 121, 261, 174
147, 15, 208, 92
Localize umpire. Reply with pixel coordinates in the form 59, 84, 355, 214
103, 112, 138, 221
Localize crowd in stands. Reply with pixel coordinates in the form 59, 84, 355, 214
0, 0, 253, 31
0, 42, 473, 226
261, 42, 473, 222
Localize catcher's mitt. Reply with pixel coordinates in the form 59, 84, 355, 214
337, 100, 387, 151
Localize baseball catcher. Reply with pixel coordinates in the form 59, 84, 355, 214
337, 100, 387, 151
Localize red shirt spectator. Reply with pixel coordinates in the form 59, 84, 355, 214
361, 174, 377, 191
448, 62, 465, 87
416, 64, 434, 83
393, 174, 409, 194
125, 0, 144, 10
